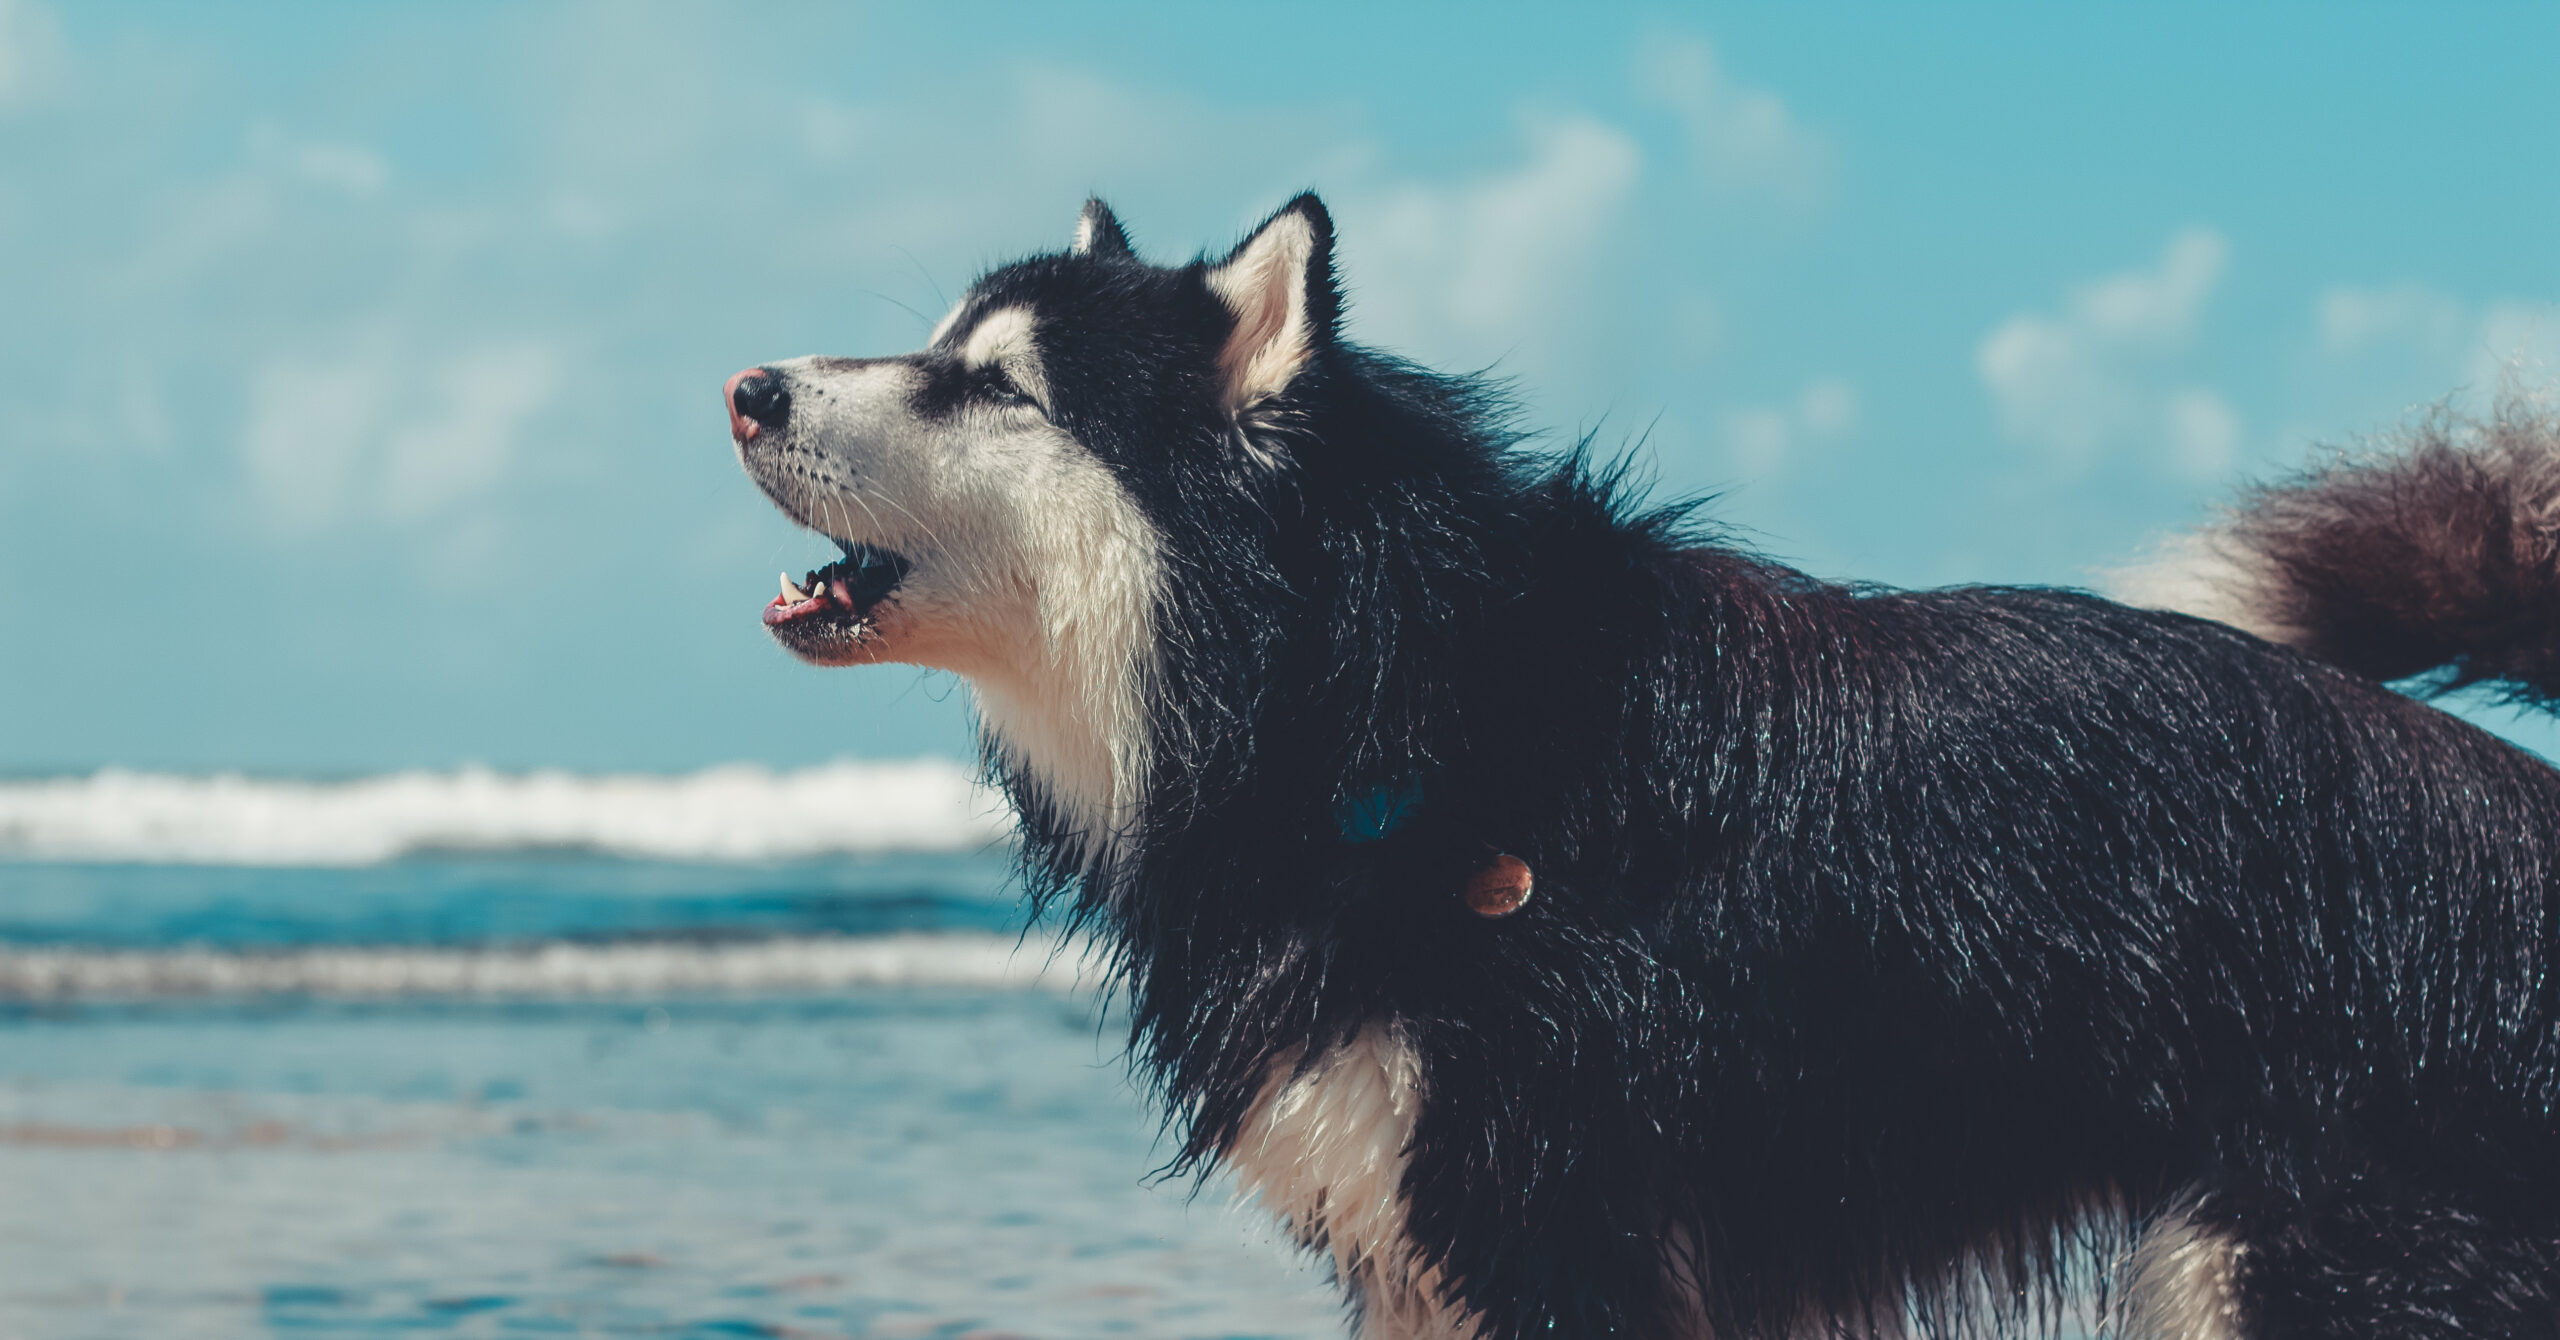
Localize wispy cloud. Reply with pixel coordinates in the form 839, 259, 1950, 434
248, 122, 390, 196
1632, 32, 1830, 207
1725, 377, 1860, 477
2317, 282, 2467, 360
113, 124, 399, 297
1976, 230, 2240, 477
2311, 282, 2560, 414
14, 8, 1767, 551
0, 0, 64, 109
1341, 113, 1642, 368
244, 339, 562, 531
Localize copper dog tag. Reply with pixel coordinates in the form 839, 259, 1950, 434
1464, 854, 1534, 917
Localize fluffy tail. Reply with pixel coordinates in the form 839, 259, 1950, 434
2109, 397, 2560, 704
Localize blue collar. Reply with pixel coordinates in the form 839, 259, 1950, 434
1335, 773, 1426, 844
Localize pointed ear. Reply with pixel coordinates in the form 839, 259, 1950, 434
1205, 192, 1338, 412
1071, 198, 1133, 259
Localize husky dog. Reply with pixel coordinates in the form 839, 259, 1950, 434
725, 194, 2560, 1339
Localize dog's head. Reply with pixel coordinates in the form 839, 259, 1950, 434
726, 195, 1345, 834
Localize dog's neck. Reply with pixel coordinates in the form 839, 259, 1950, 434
965, 572, 1163, 875
973, 664, 1148, 868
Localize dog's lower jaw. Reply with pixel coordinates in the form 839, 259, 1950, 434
766, 602, 907, 667
1227, 1025, 1483, 1340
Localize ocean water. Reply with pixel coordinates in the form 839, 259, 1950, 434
0, 767, 1341, 1340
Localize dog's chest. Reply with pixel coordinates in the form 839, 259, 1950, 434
1225, 1025, 1477, 1339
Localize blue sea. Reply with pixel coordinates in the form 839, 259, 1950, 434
0, 767, 1340, 1340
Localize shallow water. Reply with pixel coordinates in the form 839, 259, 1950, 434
0, 994, 1340, 1339
0, 851, 1342, 1339
0, 853, 1027, 948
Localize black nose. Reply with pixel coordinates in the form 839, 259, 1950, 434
730, 370, 791, 433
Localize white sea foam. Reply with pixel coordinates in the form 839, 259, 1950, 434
0, 933, 1104, 1000
0, 762, 1014, 865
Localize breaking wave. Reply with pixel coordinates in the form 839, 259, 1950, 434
0, 932, 1103, 1000
0, 762, 1014, 865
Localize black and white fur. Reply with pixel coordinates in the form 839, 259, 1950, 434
730, 195, 2560, 1339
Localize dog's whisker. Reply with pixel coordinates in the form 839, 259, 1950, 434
856, 486, 948, 555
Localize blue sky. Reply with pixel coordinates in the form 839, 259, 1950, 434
2, 2, 2555, 772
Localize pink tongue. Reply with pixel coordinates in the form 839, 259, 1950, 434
762, 592, 833, 626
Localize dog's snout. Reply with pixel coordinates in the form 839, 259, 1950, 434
725, 368, 791, 442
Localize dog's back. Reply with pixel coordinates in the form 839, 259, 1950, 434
1365, 407, 2560, 1340
1655, 403, 2560, 1340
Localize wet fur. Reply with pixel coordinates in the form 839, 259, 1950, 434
1072, 460, 2560, 1338
755, 199, 2560, 1338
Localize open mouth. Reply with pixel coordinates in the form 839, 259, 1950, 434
763, 542, 913, 630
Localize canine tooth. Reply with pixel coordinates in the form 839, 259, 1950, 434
780, 573, 808, 602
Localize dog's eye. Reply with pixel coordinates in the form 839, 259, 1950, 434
983, 369, 1040, 413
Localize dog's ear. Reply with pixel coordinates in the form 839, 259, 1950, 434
1205, 192, 1338, 412
1072, 198, 1134, 259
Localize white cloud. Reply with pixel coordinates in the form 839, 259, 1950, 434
1976, 230, 2234, 475
0, 0, 65, 109
2317, 282, 2464, 359
1340, 113, 1642, 366
380, 348, 557, 518
244, 340, 560, 530
249, 123, 391, 196
1725, 376, 1860, 476
796, 96, 875, 164
2071, 231, 2226, 342
112, 177, 278, 295
1797, 377, 1860, 436
1632, 32, 1830, 206
2311, 284, 2560, 408
243, 355, 378, 526
114, 127, 392, 295
1723, 407, 1792, 477
2164, 388, 2241, 477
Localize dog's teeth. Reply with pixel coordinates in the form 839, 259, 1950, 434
780, 573, 808, 602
